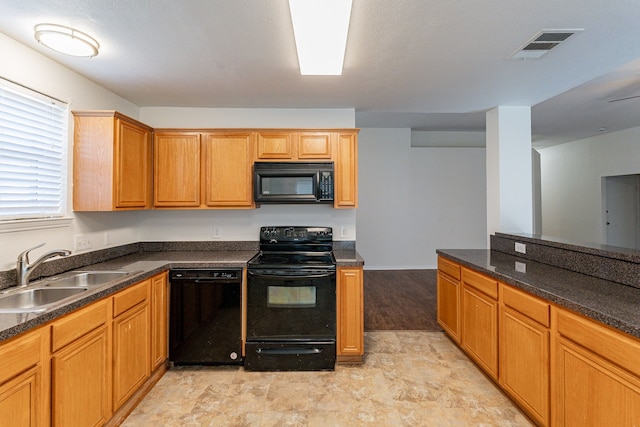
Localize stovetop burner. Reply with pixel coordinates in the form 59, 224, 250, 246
248, 226, 335, 270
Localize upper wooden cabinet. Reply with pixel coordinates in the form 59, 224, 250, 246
256, 131, 332, 160
203, 132, 254, 208
73, 111, 153, 211
153, 131, 255, 209
334, 132, 358, 208
153, 132, 202, 207
255, 129, 359, 208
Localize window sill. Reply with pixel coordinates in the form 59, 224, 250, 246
0, 217, 73, 234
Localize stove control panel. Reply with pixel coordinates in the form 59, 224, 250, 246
260, 226, 333, 242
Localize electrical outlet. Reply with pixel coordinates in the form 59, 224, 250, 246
340, 226, 348, 238
515, 261, 527, 273
515, 242, 526, 254
74, 234, 92, 251
104, 232, 111, 245
212, 226, 221, 239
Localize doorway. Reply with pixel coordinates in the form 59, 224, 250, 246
603, 174, 640, 249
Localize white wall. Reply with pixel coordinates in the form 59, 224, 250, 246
356, 128, 487, 269
539, 125, 640, 244
138, 107, 357, 243
0, 33, 143, 270
0, 34, 357, 271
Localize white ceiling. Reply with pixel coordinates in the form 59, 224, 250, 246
2, 0, 640, 148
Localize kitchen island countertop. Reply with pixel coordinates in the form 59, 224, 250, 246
437, 249, 640, 340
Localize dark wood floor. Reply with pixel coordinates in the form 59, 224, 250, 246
363, 269, 442, 331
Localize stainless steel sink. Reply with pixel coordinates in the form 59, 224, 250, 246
0, 287, 88, 313
44, 271, 130, 288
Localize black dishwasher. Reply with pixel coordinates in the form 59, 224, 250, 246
169, 269, 243, 366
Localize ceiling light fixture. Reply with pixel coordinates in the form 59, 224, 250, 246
34, 23, 100, 57
288, 0, 352, 75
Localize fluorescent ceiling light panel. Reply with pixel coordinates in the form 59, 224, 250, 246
289, 0, 352, 75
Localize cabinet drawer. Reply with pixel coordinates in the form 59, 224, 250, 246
438, 256, 461, 280
52, 299, 109, 352
502, 284, 550, 327
0, 328, 42, 385
557, 308, 640, 378
113, 280, 149, 317
462, 267, 498, 299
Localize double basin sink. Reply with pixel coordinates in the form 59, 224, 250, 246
0, 271, 132, 313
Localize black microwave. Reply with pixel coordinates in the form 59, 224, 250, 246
253, 162, 334, 204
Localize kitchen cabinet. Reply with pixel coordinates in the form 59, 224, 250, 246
50, 299, 111, 427
334, 131, 358, 208
150, 272, 169, 370
436, 256, 461, 343
153, 131, 202, 207
73, 111, 153, 211
337, 266, 364, 363
203, 132, 254, 208
154, 131, 254, 208
499, 284, 550, 426
256, 131, 294, 159
0, 327, 46, 427
255, 131, 332, 160
554, 307, 640, 426
112, 280, 151, 410
461, 267, 499, 379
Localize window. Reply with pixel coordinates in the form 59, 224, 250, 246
0, 79, 68, 221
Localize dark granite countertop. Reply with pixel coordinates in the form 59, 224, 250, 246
0, 248, 364, 343
437, 249, 640, 339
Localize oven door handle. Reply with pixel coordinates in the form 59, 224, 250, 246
256, 347, 323, 355
247, 271, 335, 279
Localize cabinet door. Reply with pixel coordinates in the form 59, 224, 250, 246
0, 366, 41, 427
556, 337, 640, 426
0, 328, 45, 427
154, 132, 201, 207
337, 267, 364, 361
256, 132, 294, 159
203, 132, 254, 208
554, 308, 640, 426
437, 271, 460, 343
462, 285, 498, 379
113, 302, 150, 410
298, 132, 332, 159
114, 118, 152, 208
334, 132, 358, 208
500, 305, 549, 426
151, 272, 169, 370
51, 327, 110, 427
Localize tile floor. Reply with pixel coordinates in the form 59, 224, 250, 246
123, 331, 533, 426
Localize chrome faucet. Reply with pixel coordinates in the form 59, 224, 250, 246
16, 243, 71, 287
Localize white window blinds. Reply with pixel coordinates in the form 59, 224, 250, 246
0, 81, 67, 220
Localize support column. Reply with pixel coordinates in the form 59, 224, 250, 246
486, 106, 533, 243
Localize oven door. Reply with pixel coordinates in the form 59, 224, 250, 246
246, 270, 336, 340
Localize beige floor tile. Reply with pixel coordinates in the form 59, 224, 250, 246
122, 331, 534, 427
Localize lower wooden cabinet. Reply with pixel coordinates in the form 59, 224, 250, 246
337, 266, 364, 362
554, 308, 640, 426
461, 268, 498, 379
438, 256, 640, 426
52, 327, 110, 426
50, 299, 111, 426
150, 272, 169, 370
499, 285, 550, 426
437, 256, 461, 343
0, 327, 46, 427
112, 280, 151, 410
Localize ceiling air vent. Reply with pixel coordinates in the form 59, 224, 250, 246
507, 29, 582, 60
